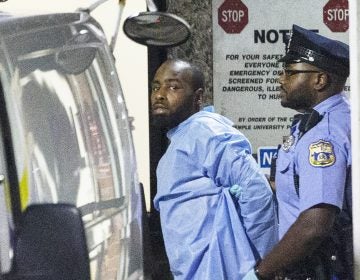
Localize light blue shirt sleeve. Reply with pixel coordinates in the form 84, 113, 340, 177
205, 135, 278, 259
192, 117, 278, 259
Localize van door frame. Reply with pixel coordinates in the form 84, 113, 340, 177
0, 81, 21, 227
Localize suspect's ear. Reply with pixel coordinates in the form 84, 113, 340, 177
194, 88, 204, 110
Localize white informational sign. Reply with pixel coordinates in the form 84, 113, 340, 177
212, 0, 349, 151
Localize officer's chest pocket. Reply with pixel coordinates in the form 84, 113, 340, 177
276, 154, 297, 202
277, 155, 292, 174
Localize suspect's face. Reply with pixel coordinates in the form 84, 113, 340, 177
150, 61, 196, 129
278, 63, 320, 111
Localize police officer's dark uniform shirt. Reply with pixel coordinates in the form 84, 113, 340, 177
276, 93, 351, 238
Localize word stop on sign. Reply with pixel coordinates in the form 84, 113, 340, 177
220, 10, 245, 22
326, 8, 349, 21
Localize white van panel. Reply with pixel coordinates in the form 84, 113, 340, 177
0, 12, 143, 279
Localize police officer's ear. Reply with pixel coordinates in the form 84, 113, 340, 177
313, 72, 330, 91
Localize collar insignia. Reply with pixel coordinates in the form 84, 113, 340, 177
282, 135, 295, 152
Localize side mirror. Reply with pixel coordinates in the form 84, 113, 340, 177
55, 31, 97, 75
55, 46, 97, 75
4, 204, 90, 280
123, 11, 191, 47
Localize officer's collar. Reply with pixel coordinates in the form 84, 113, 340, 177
313, 93, 345, 115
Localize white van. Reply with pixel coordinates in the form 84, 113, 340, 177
0, 11, 145, 280
0, 7, 190, 279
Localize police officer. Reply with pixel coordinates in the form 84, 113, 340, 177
243, 24, 352, 279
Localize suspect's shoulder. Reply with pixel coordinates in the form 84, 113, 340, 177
193, 110, 234, 131
192, 111, 250, 140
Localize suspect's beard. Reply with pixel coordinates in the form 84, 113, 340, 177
151, 111, 189, 130
151, 114, 170, 129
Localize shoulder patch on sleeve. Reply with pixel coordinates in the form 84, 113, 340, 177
309, 140, 335, 167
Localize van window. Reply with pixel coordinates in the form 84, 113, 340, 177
7, 42, 129, 211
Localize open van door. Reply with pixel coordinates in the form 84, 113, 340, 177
0, 6, 190, 280
0, 11, 143, 280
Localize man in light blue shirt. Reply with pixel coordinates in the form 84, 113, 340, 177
151, 59, 277, 279
245, 25, 352, 280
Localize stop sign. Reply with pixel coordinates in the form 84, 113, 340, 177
323, 0, 349, 32
218, 0, 248, 34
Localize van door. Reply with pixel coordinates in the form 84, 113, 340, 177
0, 12, 143, 280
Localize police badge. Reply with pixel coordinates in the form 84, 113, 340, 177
309, 140, 335, 167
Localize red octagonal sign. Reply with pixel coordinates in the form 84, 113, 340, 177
323, 0, 349, 32
218, 0, 248, 34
